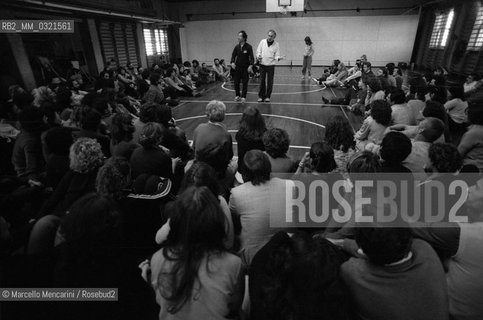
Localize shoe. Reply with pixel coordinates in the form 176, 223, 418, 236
257, 98, 263, 102
241, 97, 246, 103
264, 98, 271, 103
302, 76, 306, 79
322, 97, 330, 104
235, 96, 241, 102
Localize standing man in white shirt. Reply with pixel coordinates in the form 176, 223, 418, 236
256, 29, 282, 103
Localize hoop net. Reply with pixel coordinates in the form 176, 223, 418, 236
280, 5, 288, 15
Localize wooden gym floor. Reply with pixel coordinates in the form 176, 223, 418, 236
173, 66, 363, 160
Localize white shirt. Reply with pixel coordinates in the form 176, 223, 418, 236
256, 39, 281, 66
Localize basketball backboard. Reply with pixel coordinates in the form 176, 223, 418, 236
266, 0, 304, 13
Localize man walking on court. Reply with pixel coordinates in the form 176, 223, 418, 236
231, 30, 254, 103
256, 29, 282, 103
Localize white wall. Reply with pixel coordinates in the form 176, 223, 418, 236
180, 15, 419, 66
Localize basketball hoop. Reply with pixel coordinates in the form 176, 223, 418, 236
278, 0, 291, 15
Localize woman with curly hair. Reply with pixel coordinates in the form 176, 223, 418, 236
250, 232, 353, 320
38, 137, 105, 218
96, 156, 132, 200
262, 128, 296, 173
236, 106, 267, 174
110, 113, 139, 159
142, 186, 244, 319
324, 115, 356, 175
354, 100, 392, 151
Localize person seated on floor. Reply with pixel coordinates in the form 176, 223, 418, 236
250, 232, 353, 320
117, 67, 136, 91
164, 67, 199, 98
190, 59, 202, 84
110, 113, 139, 160
364, 78, 385, 108
445, 85, 468, 135
212, 58, 227, 81
142, 72, 165, 105
155, 161, 235, 250
319, 62, 348, 88
12, 107, 46, 184
42, 127, 73, 189
340, 223, 449, 320
324, 115, 356, 176
345, 78, 369, 115
361, 61, 375, 83
192, 100, 233, 162
294, 141, 338, 176
463, 73, 480, 95
37, 137, 104, 218
388, 88, 412, 125
262, 128, 296, 173
412, 218, 483, 320
229, 149, 288, 266
426, 85, 448, 105
314, 59, 340, 83
354, 100, 392, 151
458, 103, 483, 172
402, 117, 445, 179
377, 67, 393, 91
385, 63, 397, 87
235, 106, 267, 176
73, 107, 111, 157
407, 86, 427, 125
130, 122, 173, 180
379, 131, 412, 173
199, 62, 215, 84
340, 59, 362, 88
143, 186, 244, 320
390, 100, 448, 143
424, 143, 464, 182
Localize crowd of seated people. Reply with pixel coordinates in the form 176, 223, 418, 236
1, 51, 483, 320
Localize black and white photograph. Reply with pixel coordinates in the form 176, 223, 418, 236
0, 0, 482, 319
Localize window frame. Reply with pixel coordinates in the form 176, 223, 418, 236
467, 4, 483, 51
143, 27, 169, 57
429, 9, 455, 49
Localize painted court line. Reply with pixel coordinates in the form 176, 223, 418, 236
175, 113, 325, 129
178, 99, 344, 108
339, 105, 356, 134
221, 82, 323, 95
228, 83, 320, 87
188, 139, 310, 150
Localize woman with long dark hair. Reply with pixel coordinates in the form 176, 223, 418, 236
236, 106, 267, 175
110, 113, 139, 159
145, 186, 244, 319
324, 115, 356, 176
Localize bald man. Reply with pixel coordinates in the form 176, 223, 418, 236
402, 117, 445, 178
256, 29, 282, 103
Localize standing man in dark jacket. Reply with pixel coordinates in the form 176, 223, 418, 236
231, 30, 254, 103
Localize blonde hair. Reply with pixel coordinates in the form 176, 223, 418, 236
205, 100, 226, 122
